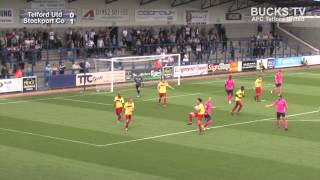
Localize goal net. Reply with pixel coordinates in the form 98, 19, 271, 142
91, 53, 181, 92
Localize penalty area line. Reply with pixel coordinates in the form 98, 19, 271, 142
0, 109, 318, 148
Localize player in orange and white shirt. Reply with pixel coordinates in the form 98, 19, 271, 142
187, 98, 205, 135
157, 78, 174, 107
114, 93, 124, 122
124, 98, 135, 132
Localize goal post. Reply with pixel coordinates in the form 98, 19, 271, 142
92, 53, 181, 93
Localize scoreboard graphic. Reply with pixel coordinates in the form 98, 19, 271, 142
20, 9, 76, 24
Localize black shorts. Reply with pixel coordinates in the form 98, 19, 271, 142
135, 84, 141, 89
275, 83, 282, 87
277, 112, 286, 119
226, 89, 233, 96
204, 114, 211, 121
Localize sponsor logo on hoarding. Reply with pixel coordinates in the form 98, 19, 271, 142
242, 61, 257, 71
275, 57, 302, 68
174, 64, 208, 77
135, 9, 177, 22
163, 66, 174, 78
186, 10, 209, 25
229, 61, 239, 73
0, 9, 13, 24
208, 63, 230, 73
81, 8, 129, 21
23, 77, 37, 92
76, 71, 125, 86
0, 78, 23, 94
302, 55, 320, 65
267, 58, 275, 69
83, 9, 94, 18
78, 74, 103, 84
137, 10, 175, 16
226, 13, 242, 20
3, 80, 12, 85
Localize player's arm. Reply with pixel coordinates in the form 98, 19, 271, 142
285, 102, 288, 114
157, 83, 160, 92
121, 98, 125, 105
265, 103, 274, 108
132, 103, 135, 112
167, 83, 175, 90
113, 98, 117, 108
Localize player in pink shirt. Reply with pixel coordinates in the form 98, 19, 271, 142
271, 70, 282, 94
202, 96, 217, 129
225, 75, 234, 104
266, 94, 288, 131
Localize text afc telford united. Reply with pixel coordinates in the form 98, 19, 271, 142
23, 11, 74, 24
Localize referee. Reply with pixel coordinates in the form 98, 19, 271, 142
134, 74, 143, 97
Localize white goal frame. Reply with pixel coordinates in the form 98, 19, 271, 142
93, 53, 181, 92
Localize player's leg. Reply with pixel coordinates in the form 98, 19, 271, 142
278, 84, 282, 95
197, 115, 203, 134
271, 84, 277, 94
232, 101, 239, 113
158, 93, 162, 103
255, 87, 261, 102
204, 115, 212, 128
276, 112, 281, 128
163, 93, 167, 107
237, 101, 243, 113
125, 115, 131, 131
136, 85, 140, 97
282, 113, 288, 131
226, 90, 232, 104
187, 112, 196, 125
116, 108, 122, 122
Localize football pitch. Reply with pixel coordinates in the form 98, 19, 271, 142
0, 68, 320, 180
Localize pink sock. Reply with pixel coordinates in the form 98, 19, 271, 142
228, 95, 232, 101
204, 120, 212, 128
283, 119, 288, 129
276, 120, 280, 128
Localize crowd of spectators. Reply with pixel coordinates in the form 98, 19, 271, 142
0, 24, 288, 79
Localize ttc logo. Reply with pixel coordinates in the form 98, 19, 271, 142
78, 74, 104, 84
78, 74, 94, 84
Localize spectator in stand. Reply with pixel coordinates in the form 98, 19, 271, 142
44, 64, 51, 88
25, 63, 32, 77
79, 61, 85, 73
59, 62, 66, 75
51, 64, 58, 76
1, 64, 9, 79
13, 64, 22, 78
72, 62, 80, 74
85, 61, 91, 73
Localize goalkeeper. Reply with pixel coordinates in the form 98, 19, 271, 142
134, 74, 143, 97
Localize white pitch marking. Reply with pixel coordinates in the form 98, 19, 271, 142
0, 109, 318, 147
0, 127, 101, 147
264, 119, 320, 122
57, 93, 202, 106
141, 93, 202, 102
56, 98, 113, 106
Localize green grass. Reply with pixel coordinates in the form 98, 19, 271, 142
0, 69, 320, 180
